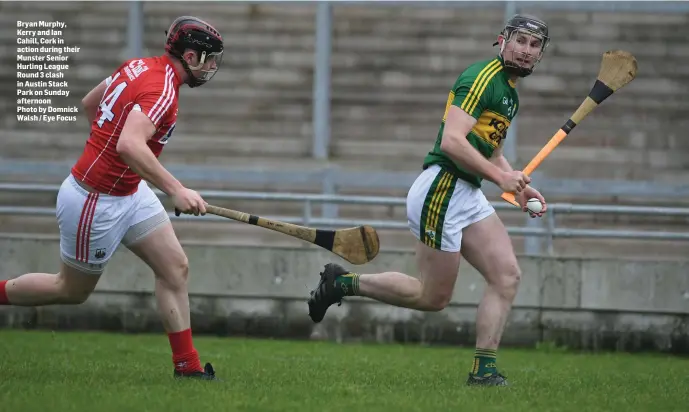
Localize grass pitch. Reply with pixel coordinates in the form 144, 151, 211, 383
0, 329, 686, 412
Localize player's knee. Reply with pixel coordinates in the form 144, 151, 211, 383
491, 262, 522, 300
419, 289, 452, 312
157, 253, 189, 290
56, 264, 99, 304
424, 295, 451, 312
59, 287, 92, 304
170, 255, 189, 287
177, 256, 190, 284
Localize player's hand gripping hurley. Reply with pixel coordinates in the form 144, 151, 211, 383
176, 204, 380, 265
501, 50, 638, 207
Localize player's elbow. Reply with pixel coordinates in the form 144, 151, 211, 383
439, 134, 453, 152
117, 111, 155, 156
115, 140, 129, 156
441, 107, 474, 155
116, 135, 139, 157
440, 131, 464, 155
81, 96, 95, 114
81, 80, 106, 112
489, 153, 505, 166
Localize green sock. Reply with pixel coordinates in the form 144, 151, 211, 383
334, 273, 360, 296
471, 348, 497, 377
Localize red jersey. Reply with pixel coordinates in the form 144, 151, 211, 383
72, 54, 182, 196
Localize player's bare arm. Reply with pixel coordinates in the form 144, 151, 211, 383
440, 106, 503, 182
440, 106, 529, 192
116, 110, 183, 195
81, 79, 107, 125
488, 144, 513, 172
490, 144, 547, 215
116, 111, 207, 216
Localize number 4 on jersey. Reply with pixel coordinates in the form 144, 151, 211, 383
97, 72, 128, 128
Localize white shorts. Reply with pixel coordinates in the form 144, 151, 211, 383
56, 174, 170, 275
407, 164, 495, 252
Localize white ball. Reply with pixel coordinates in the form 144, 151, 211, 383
526, 198, 543, 214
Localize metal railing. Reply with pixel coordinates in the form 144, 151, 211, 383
1, 183, 689, 256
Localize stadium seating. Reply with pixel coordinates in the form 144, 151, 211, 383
2, 1, 688, 259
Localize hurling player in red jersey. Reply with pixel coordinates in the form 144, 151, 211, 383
0, 16, 223, 380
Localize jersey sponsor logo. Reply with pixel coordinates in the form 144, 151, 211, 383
124, 59, 149, 81
472, 110, 510, 148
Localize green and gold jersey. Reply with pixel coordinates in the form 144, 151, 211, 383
423, 56, 519, 187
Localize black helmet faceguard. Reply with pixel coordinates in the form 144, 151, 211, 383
165, 16, 224, 88
493, 14, 550, 78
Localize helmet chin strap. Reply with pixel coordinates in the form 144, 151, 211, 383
179, 52, 208, 88
503, 59, 534, 78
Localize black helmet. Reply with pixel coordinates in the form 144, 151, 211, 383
494, 14, 550, 78
165, 16, 224, 88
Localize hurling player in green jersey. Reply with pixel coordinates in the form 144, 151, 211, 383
307, 14, 551, 386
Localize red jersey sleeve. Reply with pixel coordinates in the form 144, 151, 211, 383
132, 65, 178, 128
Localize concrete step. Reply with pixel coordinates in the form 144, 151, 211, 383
26, 96, 658, 151
6, 42, 687, 89
173, 120, 309, 139
327, 115, 682, 149
4, 108, 680, 152
589, 11, 689, 25
550, 39, 689, 59
185, 50, 680, 80
328, 138, 689, 173
0, 130, 311, 162
7, 75, 682, 123
142, 2, 317, 18
548, 23, 688, 43
7, 1, 123, 12
143, 32, 315, 52
3, 126, 687, 178
48, 85, 674, 121
324, 88, 689, 114
537, 57, 689, 78
177, 102, 312, 121
518, 145, 689, 171
333, 5, 503, 23
211, 85, 680, 116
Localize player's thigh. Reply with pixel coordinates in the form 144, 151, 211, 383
122, 181, 187, 284
125, 221, 188, 286
406, 165, 472, 296
460, 211, 520, 285
56, 174, 132, 276
415, 240, 461, 305
57, 259, 101, 301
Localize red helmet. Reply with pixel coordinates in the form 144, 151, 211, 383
165, 16, 224, 87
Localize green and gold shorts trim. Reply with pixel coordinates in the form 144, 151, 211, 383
420, 169, 458, 249
407, 165, 495, 252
